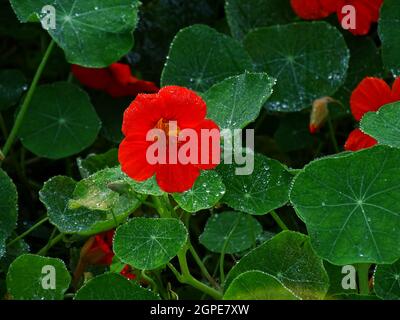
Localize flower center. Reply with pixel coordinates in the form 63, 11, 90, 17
155, 118, 180, 137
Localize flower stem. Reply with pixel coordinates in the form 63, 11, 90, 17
176, 246, 223, 300
141, 270, 158, 291
357, 263, 371, 295
37, 232, 64, 256
6, 216, 49, 247
270, 210, 289, 231
2, 40, 55, 159
327, 116, 340, 154
188, 241, 220, 290
152, 195, 171, 218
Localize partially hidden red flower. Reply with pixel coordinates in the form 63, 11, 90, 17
73, 230, 135, 285
119, 86, 220, 193
344, 128, 377, 151
291, 0, 337, 20
345, 77, 400, 151
71, 63, 159, 98
290, 0, 383, 36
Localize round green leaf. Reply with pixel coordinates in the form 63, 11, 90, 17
204, 72, 275, 130
70, 167, 143, 214
379, 0, 400, 77
0, 69, 27, 110
92, 93, 127, 144
0, 239, 29, 274
199, 211, 262, 254
6, 254, 71, 300
129, 176, 164, 196
10, 0, 140, 67
74, 273, 160, 300
217, 153, 292, 215
225, 0, 295, 40
161, 24, 253, 92
172, 170, 225, 213
360, 102, 400, 149
323, 261, 357, 297
114, 218, 188, 270
244, 22, 349, 112
374, 259, 400, 300
77, 148, 119, 179
224, 271, 299, 300
225, 231, 329, 300
39, 171, 142, 236
19, 82, 101, 159
0, 169, 18, 259
290, 145, 400, 265
333, 36, 382, 117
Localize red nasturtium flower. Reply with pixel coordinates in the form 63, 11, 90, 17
71, 62, 159, 98
290, 0, 383, 35
119, 86, 220, 193
73, 230, 135, 285
345, 77, 400, 151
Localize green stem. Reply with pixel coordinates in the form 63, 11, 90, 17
141, 270, 158, 291
6, 217, 49, 247
37, 232, 64, 256
357, 264, 371, 295
219, 252, 225, 285
176, 247, 222, 300
270, 210, 289, 231
152, 195, 171, 218
188, 242, 220, 290
2, 40, 55, 158
327, 116, 340, 154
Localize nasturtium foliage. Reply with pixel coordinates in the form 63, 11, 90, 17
0, 240, 29, 274
6, 254, 71, 300
69, 167, 143, 214
113, 218, 188, 270
225, 0, 295, 40
129, 176, 164, 197
217, 153, 292, 215
76, 148, 119, 179
379, 0, 400, 77
225, 231, 329, 300
131, 0, 223, 82
204, 72, 275, 130
199, 211, 262, 254
172, 170, 225, 213
244, 22, 349, 112
19, 82, 101, 159
40, 176, 106, 235
0, 169, 18, 259
91, 93, 128, 144
0, 69, 27, 110
224, 271, 299, 300
290, 145, 400, 265
9, 0, 141, 67
360, 102, 400, 149
334, 36, 382, 116
374, 259, 400, 300
75, 273, 160, 300
323, 262, 357, 297
161, 24, 253, 92
39, 172, 142, 236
